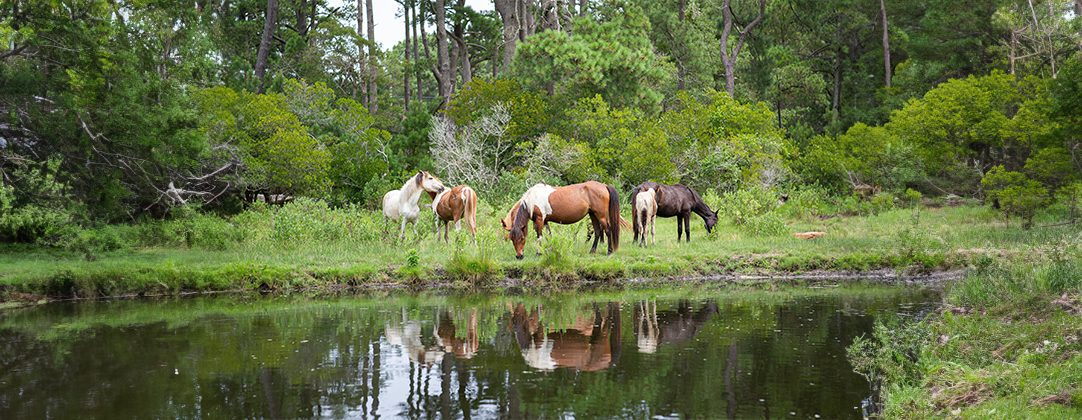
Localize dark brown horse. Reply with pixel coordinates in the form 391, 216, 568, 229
628, 182, 718, 242
501, 181, 621, 259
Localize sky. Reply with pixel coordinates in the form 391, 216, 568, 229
329, 0, 494, 50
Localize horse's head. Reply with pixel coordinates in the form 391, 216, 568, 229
704, 209, 720, 233
417, 171, 446, 194
501, 203, 530, 259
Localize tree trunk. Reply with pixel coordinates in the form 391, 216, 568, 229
494, 0, 518, 72
1009, 29, 1016, 75
366, 0, 378, 113
678, 0, 686, 91
404, 0, 411, 111
435, 0, 452, 100
413, 0, 423, 101
880, 0, 890, 87
357, 0, 368, 104
453, 0, 471, 85
296, 0, 308, 38
718, 0, 765, 98
255, 0, 279, 94
832, 12, 842, 123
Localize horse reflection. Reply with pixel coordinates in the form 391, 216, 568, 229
508, 302, 622, 371
384, 308, 480, 366
634, 300, 719, 353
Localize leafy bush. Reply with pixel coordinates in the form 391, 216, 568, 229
0, 157, 75, 243
848, 317, 931, 392
778, 184, 832, 219
716, 186, 787, 235
902, 188, 923, 207
982, 166, 1050, 229
269, 198, 376, 245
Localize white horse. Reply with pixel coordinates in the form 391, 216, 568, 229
635, 187, 658, 247
382, 171, 446, 239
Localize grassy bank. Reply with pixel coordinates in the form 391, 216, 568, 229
848, 235, 1082, 418
1, 196, 1079, 302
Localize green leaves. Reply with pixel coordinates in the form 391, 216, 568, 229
194, 79, 387, 199
982, 165, 1050, 229
511, 2, 666, 113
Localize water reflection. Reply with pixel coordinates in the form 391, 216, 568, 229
0, 285, 939, 419
509, 302, 622, 371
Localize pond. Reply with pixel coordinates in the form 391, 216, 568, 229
0, 282, 939, 419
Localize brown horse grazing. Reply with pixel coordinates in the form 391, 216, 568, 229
628, 182, 719, 243
426, 184, 478, 243
501, 181, 621, 259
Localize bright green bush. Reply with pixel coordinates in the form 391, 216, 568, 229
717, 186, 787, 236
982, 166, 1050, 229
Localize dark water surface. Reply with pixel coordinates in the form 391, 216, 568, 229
0, 282, 938, 419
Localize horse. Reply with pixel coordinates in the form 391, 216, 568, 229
634, 187, 658, 247
500, 181, 621, 259
426, 184, 478, 243
382, 170, 446, 239
628, 182, 718, 243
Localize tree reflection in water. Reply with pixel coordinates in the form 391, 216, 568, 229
0, 287, 939, 419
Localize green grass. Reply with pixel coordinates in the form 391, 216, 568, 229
1, 201, 1080, 301
849, 246, 1082, 418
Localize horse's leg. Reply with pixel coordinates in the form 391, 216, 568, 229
684, 213, 692, 242
399, 217, 408, 240
535, 219, 546, 256
603, 215, 614, 255
589, 216, 601, 254
676, 215, 684, 242
644, 213, 653, 245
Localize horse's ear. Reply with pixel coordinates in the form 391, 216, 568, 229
414, 171, 423, 187
500, 218, 509, 230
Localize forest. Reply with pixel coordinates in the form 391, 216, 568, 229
4, 1, 1082, 417
1, 0, 1080, 242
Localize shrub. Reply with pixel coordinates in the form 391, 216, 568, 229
0, 157, 75, 243
716, 186, 787, 235
903, 188, 923, 207
982, 166, 1050, 229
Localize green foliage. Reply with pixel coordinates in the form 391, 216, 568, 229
0, 157, 75, 243
195, 79, 388, 201
716, 186, 787, 236
848, 317, 931, 388
982, 166, 1050, 229
443, 78, 552, 143
511, 1, 667, 113
1025, 147, 1077, 192
1055, 182, 1082, 222
266, 198, 378, 245
952, 235, 1082, 308
568, 96, 675, 188
888, 72, 1054, 195
903, 189, 923, 207
661, 92, 792, 194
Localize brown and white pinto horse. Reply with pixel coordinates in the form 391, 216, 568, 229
501, 181, 621, 259
426, 184, 478, 243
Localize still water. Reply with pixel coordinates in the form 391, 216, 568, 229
0, 282, 938, 419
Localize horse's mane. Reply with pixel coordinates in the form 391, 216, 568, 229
508, 201, 531, 243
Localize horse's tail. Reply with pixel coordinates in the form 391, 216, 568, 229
628, 186, 641, 242
462, 186, 478, 235
619, 215, 633, 230
606, 184, 620, 251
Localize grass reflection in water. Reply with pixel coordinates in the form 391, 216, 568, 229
0, 282, 938, 419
